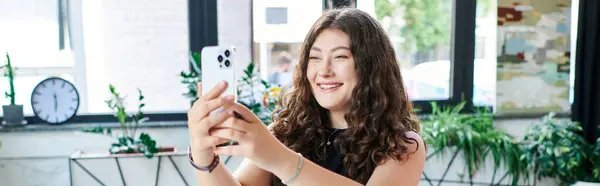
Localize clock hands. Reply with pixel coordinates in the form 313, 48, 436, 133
53, 92, 58, 113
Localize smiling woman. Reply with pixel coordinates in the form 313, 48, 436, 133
307, 29, 358, 116
188, 8, 425, 186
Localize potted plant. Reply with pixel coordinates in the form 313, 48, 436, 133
521, 113, 600, 186
1, 52, 24, 125
81, 84, 174, 158
420, 102, 526, 185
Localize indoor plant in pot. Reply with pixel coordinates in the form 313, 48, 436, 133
420, 102, 526, 186
81, 84, 173, 158
520, 112, 599, 186
1, 52, 24, 125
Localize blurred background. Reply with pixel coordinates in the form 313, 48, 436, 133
0, 0, 599, 186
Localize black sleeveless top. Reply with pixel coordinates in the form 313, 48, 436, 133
315, 127, 348, 177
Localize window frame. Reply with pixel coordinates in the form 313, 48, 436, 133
409, 0, 477, 114
0, 0, 218, 125
3, 0, 579, 125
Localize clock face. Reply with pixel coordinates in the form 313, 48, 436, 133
31, 77, 80, 124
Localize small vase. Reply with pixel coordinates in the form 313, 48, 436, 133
2, 104, 25, 125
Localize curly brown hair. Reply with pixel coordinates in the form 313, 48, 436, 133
270, 8, 420, 185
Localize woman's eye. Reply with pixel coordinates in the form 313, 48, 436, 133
309, 56, 321, 60
335, 55, 349, 59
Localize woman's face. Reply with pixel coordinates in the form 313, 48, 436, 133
306, 28, 358, 112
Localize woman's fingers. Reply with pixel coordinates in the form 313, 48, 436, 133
214, 145, 243, 157
197, 96, 233, 118
198, 136, 231, 149
210, 128, 247, 141
213, 117, 251, 132
222, 101, 259, 123
196, 82, 202, 97
202, 108, 232, 129
202, 81, 228, 102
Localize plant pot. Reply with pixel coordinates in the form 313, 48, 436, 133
573, 182, 600, 186
2, 104, 25, 125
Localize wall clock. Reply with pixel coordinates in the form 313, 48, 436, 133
31, 77, 80, 124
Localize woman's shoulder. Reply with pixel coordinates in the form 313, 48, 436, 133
403, 131, 425, 154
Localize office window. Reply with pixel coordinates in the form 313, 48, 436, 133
472, 0, 497, 107
253, 0, 322, 87
0, 0, 75, 116
375, 0, 453, 101
0, 0, 191, 117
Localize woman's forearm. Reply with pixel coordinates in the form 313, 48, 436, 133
271, 149, 363, 186
194, 156, 242, 186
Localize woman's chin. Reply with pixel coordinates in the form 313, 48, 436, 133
315, 99, 346, 111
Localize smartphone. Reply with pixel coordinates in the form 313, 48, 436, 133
201, 45, 238, 110
201, 45, 239, 147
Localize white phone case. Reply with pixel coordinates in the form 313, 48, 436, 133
201, 46, 237, 112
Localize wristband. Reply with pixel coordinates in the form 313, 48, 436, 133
282, 153, 303, 185
188, 146, 219, 173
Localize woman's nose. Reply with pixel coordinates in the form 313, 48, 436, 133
317, 59, 334, 77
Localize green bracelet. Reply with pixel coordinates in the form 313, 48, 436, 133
282, 153, 303, 185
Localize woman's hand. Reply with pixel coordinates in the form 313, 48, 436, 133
187, 81, 234, 165
209, 99, 297, 174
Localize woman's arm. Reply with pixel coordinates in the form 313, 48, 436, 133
193, 155, 241, 186
195, 125, 275, 186
271, 149, 363, 186
270, 131, 426, 186
234, 158, 273, 186
193, 156, 272, 186
210, 100, 426, 186
366, 131, 426, 186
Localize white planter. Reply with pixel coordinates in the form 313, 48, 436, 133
573, 182, 600, 186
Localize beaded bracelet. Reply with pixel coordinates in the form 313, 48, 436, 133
188, 147, 220, 173
282, 153, 303, 185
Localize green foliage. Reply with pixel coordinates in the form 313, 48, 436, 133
1, 52, 16, 105
592, 138, 600, 181
520, 113, 599, 185
421, 103, 600, 185
81, 85, 160, 158
398, 0, 451, 52
236, 62, 278, 125
421, 102, 526, 185
180, 52, 202, 102
374, 0, 451, 53
374, 0, 396, 20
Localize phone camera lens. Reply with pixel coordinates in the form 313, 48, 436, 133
224, 50, 230, 57
224, 60, 230, 67
218, 55, 223, 62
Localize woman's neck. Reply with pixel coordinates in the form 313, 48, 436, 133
328, 110, 348, 129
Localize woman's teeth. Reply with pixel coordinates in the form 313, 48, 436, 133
319, 84, 342, 89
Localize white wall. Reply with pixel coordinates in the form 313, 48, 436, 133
81, 0, 190, 114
